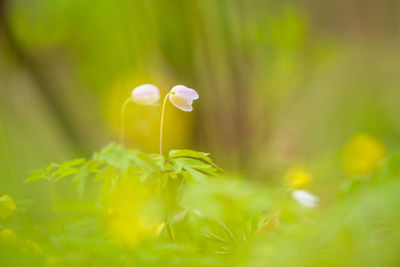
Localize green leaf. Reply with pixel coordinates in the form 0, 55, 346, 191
93, 143, 132, 172
173, 158, 216, 171
25, 169, 47, 183
52, 158, 86, 181
169, 149, 222, 170
184, 167, 208, 183
181, 171, 195, 184
172, 158, 220, 182
148, 154, 165, 170
72, 160, 102, 197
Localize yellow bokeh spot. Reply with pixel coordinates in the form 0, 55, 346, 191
342, 133, 386, 176
0, 194, 16, 218
0, 229, 18, 244
107, 216, 163, 246
105, 178, 165, 246
285, 165, 312, 188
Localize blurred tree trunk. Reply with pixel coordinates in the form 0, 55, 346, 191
0, 0, 88, 155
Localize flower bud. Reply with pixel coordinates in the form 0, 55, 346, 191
168, 85, 199, 112
131, 84, 160, 105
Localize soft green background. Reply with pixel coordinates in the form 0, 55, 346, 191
0, 0, 399, 223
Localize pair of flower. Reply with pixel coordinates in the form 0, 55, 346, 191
130, 84, 199, 112
121, 83, 199, 154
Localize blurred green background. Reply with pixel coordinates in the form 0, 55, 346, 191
1, 0, 400, 195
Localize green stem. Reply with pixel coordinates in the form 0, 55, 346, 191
49, 181, 67, 240
153, 178, 185, 247
159, 92, 171, 155
120, 97, 132, 144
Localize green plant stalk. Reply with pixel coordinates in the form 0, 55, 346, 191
120, 97, 131, 144
159, 92, 171, 155
153, 177, 185, 247
49, 181, 67, 240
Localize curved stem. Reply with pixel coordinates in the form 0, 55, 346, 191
120, 97, 132, 144
159, 93, 171, 155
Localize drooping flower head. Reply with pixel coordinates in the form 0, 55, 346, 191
292, 190, 319, 208
168, 85, 199, 112
131, 84, 160, 105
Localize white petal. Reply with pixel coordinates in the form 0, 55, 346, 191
131, 84, 160, 105
171, 85, 199, 100
169, 94, 193, 112
292, 190, 319, 208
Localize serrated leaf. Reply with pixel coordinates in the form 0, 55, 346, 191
168, 149, 222, 171
93, 143, 132, 172
172, 158, 219, 182
169, 149, 210, 159
52, 158, 86, 181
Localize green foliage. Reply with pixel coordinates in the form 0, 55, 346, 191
5, 144, 400, 266
25, 143, 221, 193
25, 158, 85, 183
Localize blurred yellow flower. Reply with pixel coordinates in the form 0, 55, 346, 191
0, 194, 16, 218
285, 165, 312, 188
0, 229, 18, 244
342, 133, 386, 175
108, 216, 164, 246
105, 179, 165, 246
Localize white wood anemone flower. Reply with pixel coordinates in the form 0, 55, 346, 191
168, 85, 199, 112
120, 84, 160, 143
292, 190, 319, 208
131, 84, 160, 105
159, 85, 199, 155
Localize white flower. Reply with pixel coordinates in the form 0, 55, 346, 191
131, 84, 160, 105
292, 190, 319, 208
168, 85, 199, 112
